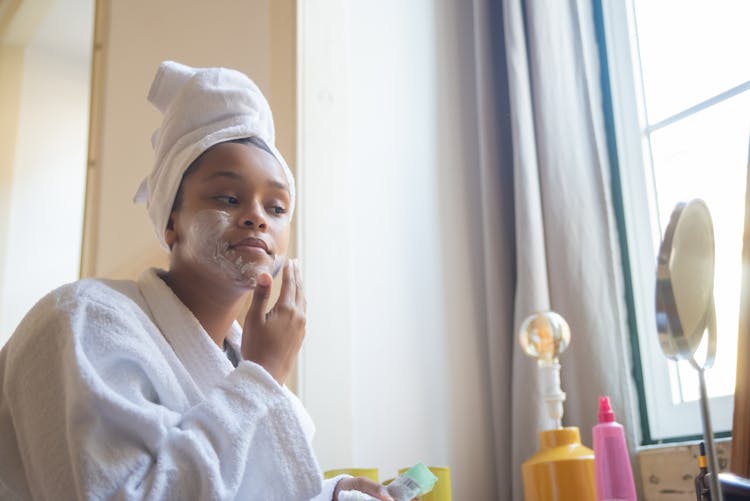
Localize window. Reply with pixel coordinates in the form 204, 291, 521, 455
598, 0, 750, 441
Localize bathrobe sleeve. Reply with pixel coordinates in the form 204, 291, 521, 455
2, 282, 326, 501
317, 476, 348, 501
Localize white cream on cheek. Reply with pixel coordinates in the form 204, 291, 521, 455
182, 209, 284, 287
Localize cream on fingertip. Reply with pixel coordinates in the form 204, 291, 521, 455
257, 273, 272, 287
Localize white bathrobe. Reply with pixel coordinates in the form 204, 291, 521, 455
0, 269, 341, 500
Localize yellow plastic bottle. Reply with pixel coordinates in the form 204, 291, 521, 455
521, 426, 596, 501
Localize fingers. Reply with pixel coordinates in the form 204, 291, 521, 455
344, 478, 394, 501
369, 485, 394, 501
247, 271, 273, 324
374, 486, 394, 501
276, 259, 296, 308
293, 260, 306, 311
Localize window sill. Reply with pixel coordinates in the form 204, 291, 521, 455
638, 438, 732, 500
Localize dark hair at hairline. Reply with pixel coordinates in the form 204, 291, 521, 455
170, 136, 275, 212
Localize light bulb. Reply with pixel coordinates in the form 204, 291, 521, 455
518, 310, 572, 428
519, 311, 571, 366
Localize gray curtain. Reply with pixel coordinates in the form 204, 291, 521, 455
469, 0, 641, 498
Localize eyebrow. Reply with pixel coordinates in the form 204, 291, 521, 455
204, 170, 243, 182
267, 180, 289, 191
204, 171, 289, 192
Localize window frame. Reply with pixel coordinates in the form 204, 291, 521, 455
595, 0, 735, 443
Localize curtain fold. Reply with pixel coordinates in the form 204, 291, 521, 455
470, 0, 516, 498
471, 0, 641, 498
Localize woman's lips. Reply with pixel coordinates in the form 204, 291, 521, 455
230, 237, 270, 255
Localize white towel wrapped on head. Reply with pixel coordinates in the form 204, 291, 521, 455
134, 60, 296, 249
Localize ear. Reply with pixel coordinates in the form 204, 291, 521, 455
164, 213, 177, 249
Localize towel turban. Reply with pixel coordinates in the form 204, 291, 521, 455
134, 60, 295, 249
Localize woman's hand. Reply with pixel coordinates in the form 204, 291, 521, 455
333, 477, 395, 501
241, 259, 306, 385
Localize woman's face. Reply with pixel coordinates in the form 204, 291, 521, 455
165, 141, 291, 290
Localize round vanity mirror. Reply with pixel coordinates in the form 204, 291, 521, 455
654, 198, 723, 501
655, 199, 717, 368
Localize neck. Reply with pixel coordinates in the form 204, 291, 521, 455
162, 267, 247, 348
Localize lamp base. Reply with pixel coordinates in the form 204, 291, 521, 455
522, 427, 596, 501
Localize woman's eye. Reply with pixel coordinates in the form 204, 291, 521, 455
215, 195, 239, 205
271, 205, 287, 215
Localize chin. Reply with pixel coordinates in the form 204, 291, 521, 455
221, 257, 279, 290
226, 265, 268, 290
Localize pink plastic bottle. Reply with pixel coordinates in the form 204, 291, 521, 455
592, 396, 637, 501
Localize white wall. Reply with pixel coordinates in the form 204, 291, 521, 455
0, 0, 93, 341
299, 1, 496, 497
347, 0, 447, 470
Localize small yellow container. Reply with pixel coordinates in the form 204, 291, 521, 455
522, 427, 596, 501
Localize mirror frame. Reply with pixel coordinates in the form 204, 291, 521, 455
655, 200, 717, 364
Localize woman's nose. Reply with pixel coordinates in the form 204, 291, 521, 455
239, 203, 267, 230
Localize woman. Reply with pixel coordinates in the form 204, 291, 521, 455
0, 61, 393, 501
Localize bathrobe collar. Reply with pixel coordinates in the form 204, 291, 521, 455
137, 268, 243, 398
